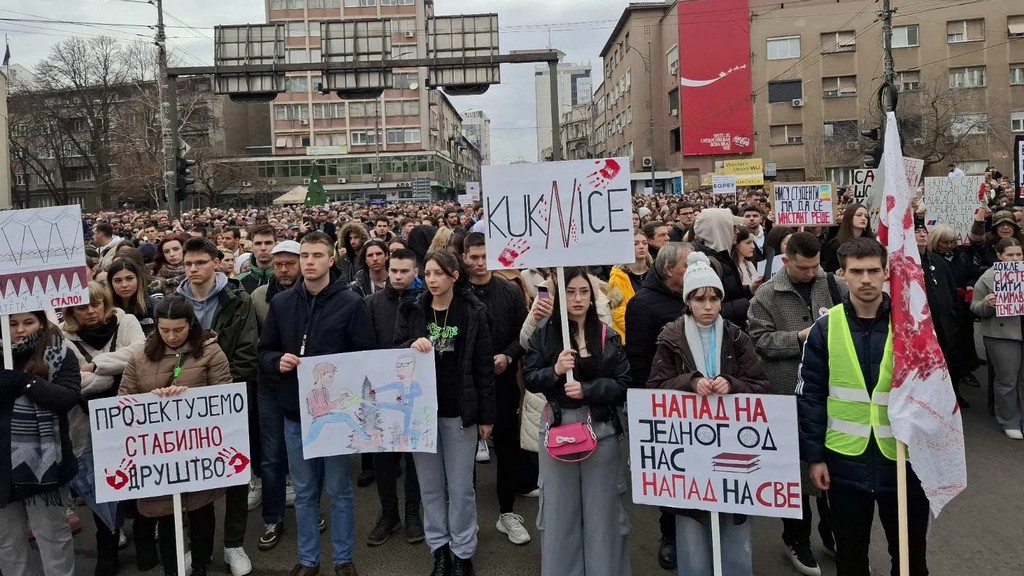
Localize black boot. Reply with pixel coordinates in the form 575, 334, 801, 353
367, 508, 402, 546
134, 516, 160, 572
450, 555, 475, 576
95, 536, 121, 576
429, 544, 451, 576
405, 502, 424, 544
658, 535, 677, 570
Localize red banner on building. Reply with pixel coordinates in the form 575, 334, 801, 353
679, 0, 753, 156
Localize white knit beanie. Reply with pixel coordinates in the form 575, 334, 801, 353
683, 251, 724, 302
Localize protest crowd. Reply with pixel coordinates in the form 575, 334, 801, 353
0, 159, 1014, 576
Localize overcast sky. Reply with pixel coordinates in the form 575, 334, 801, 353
1, 0, 627, 163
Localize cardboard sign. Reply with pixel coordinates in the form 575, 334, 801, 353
482, 158, 634, 269
904, 157, 925, 189
0, 206, 90, 315
852, 168, 882, 205
90, 383, 251, 503
715, 158, 764, 186
773, 182, 835, 226
924, 176, 985, 244
712, 175, 737, 196
297, 349, 438, 459
992, 261, 1024, 317
466, 181, 481, 202
628, 389, 802, 519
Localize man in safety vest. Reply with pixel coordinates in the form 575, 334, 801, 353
796, 238, 930, 576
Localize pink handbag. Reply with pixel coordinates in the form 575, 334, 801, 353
543, 325, 603, 463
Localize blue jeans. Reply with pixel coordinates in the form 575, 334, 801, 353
284, 417, 355, 567
258, 385, 288, 525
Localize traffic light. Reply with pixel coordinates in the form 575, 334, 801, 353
175, 156, 196, 203
861, 127, 883, 169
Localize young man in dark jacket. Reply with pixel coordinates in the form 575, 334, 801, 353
176, 237, 259, 576
797, 238, 930, 576
259, 232, 375, 576
363, 248, 425, 547
461, 232, 532, 545
623, 241, 691, 570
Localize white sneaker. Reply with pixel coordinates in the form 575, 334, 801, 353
184, 551, 192, 576
496, 512, 531, 545
285, 478, 296, 507
247, 478, 263, 511
475, 440, 491, 463
224, 546, 253, 576
1006, 429, 1024, 440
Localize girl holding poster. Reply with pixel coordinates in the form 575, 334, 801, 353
119, 296, 232, 576
647, 252, 770, 576
970, 238, 1024, 440
524, 267, 632, 576
0, 310, 81, 576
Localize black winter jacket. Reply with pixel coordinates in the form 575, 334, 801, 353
797, 295, 924, 494
258, 270, 375, 419
365, 282, 424, 349
394, 290, 496, 427
524, 319, 629, 426
693, 242, 750, 329
469, 275, 528, 363
625, 271, 685, 388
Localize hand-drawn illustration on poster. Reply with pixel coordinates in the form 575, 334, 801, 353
297, 349, 438, 459
482, 158, 634, 270
0, 205, 90, 315
90, 382, 251, 503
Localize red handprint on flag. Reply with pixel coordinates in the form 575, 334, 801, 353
587, 159, 621, 190
497, 238, 531, 268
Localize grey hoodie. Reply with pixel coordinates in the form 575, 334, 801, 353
176, 272, 230, 329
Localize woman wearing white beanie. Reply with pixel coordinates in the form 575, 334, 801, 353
647, 251, 771, 576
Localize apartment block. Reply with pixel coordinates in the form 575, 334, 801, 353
560, 103, 594, 160
256, 0, 481, 203
462, 110, 492, 165
594, 0, 1024, 192
534, 54, 593, 160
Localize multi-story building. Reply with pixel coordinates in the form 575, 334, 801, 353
560, 103, 594, 160
534, 53, 593, 160
595, 0, 1024, 191
461, 110, 492, 165
254, 0, 480, 203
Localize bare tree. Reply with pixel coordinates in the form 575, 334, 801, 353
190, 145, 262, 207
802, 133, 861, 181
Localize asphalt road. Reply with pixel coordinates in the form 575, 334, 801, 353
68, 375, 1022, 576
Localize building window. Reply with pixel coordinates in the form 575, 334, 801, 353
391, 45, 418, 59
821, 30, 856, 53
64, 167, 95, 183
286, 22, 306, 37
1011, 64, 1024, 85
313, 103, 346, 119
823, 120, 858, 144
767, 80, 803, 103
947, 19, 985, 44
666, 45, 679, 76
822, 75, 857, 97
949, 66, 986, 89
287, 0, 305, 7
308, 0, 324, 8
350, 130, 380, 146
1012, 111, 1024, 132
625, 105, 632, 125
770, 124, 803, 145
393, 72, 418, 89
385, 100, 420, 116
386, 128, 421, 144
285, 76, 309, 92
344, 0, 375, 6
824, 167, 856, 187
892, 25, 919, 48
13, 173, 30, 186
668, 88, 679, 116
381, 0, 415, 5
286, 49, 309, 64
950, 113, 988, 137
1011, 16, 1024, 38
767, 36, 801, 60
669, 128, 681, 154
270, 0, 287, 9
275, 104, 309, 120
896, 70, 921, 92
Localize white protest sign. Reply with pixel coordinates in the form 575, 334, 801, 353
90, 383, 251, 503
0, 206, 90, 315
773, 182, 835, 226
297, 349, 438, 459
852, 169, 882, 205
992, 262, 1024, 317
457, 194, 471, 206
628, 389, 802, 519
924, 176, 985, 244
712, 175, 737, 196
466, 181, 481, 202
904, 157, 925, 189
755, 255, 785, 278
482, 158, 634, 269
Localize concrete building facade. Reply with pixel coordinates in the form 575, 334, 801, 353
462, 110, 492, 165
534, 54, 593, 160
594, 0, 1024, 191
560, 103, 594, 160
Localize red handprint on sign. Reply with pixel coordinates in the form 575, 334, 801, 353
587, 159, 622, 190
104, 458, 134, 490
118, 397, 141, 428
497, 238, 531, 268
218, 448, 250, 477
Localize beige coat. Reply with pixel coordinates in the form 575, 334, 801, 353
119, 337, 232, 517
62, 309, 147, 458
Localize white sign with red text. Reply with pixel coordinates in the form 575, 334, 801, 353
482, 158, 634, 269
628, 389, 802, 519
90, 383, 251, 503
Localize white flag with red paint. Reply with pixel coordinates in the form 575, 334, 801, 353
876, 111, 967, 516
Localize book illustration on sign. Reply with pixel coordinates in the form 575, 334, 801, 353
712, 452, 761, 474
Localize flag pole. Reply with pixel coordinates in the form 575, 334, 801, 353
896, 441, 910, 576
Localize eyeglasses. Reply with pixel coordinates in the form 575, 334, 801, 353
183, 259, 213, 269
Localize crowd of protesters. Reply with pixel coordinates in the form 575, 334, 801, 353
0, 160, 1017, 576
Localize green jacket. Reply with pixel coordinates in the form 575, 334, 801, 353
212, 281, 259, 384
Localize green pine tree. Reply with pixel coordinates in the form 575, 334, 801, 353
305, 161, 327, 206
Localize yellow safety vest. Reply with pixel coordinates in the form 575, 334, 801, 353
825, 304, 897, 461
